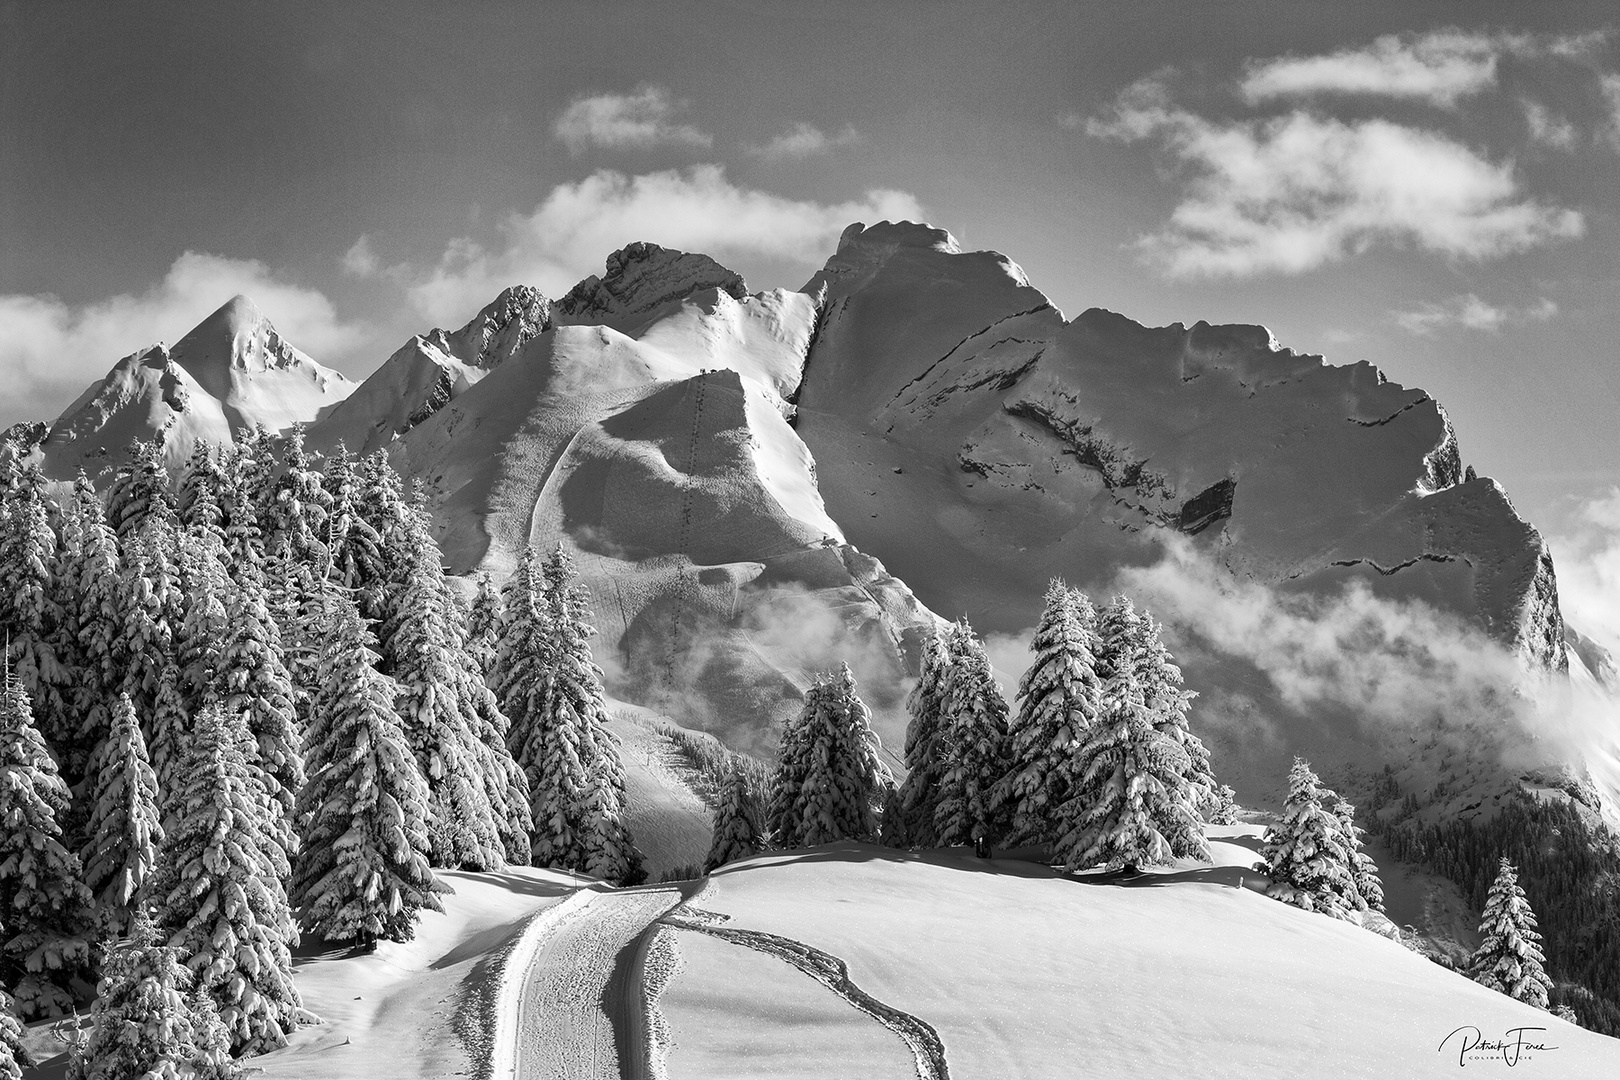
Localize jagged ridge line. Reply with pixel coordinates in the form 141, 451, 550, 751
662, 907, 950, 1080
883, 305, 1055, 411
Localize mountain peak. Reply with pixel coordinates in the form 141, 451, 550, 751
555, 242, 747, 331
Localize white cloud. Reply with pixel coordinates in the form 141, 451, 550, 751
1086, 77, 1584, 278
1521, 98, 1579, 150
1239, 29, 1605, 107
407, 165, 922, 324
553, 86, 713, 154
0, 252, 368, 429
1393, 293, 1558, 335
1602, 74, 1620, 151
1551, 488, 1620, 652
746, 122, 861, 160
1241, 29, 1513, 107
341, 234, 382, 277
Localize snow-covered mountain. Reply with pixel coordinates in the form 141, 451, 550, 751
26, 294, 354, 478
19, 225, 1607, 804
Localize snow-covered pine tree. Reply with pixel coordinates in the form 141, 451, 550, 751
465, 572, 502, 677
217, 558, 302, 843
993, 581, 1105, 846
1258, 758, 1360, 918
0, 667, 93, 1018
116, 521, 185, 720
105, 438, 175, 544
511, 547, 642, 883
1053, 596, 1210, 872
889, 630, 952, 849
55, 475, 123, 783
80, 694, 163, 934
260, 427, 330, 568
151, 702, 304, 1054
1128, 606, 1222, 819
934, 620, 1010, 848
490, 546, 547, 715
0, 456, 66, 752
176, 440, 227, 543
216, 439, 265, 574
323, 443, 383, 595
0, 928, 33, 1080
67, 911, 236, 1080
382, 501, 512, 872
351, 451, 412, 628
766, 663, 894, 849
293, 588, 442, 943
1468, 857, 1553, 1009
147, 662, 190, 817
704, 759, 765, 872
175, 531, 233, 711
1331, 797, 1385, 914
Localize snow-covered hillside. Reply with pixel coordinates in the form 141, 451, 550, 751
29, 295, 354, 479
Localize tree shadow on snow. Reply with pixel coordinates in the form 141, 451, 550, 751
1069, 863, 1268, 892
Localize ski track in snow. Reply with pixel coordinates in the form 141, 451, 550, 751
515, 887, 686, 1080
660, 903, 951, 1080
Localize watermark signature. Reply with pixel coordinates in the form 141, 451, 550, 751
1438, 1026, 1558, 1067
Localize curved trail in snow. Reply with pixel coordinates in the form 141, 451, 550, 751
659, 904, 951, 1080
513, 887, 685, 1080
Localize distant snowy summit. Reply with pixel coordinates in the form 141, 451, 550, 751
29, 293, 354, 478
9, 222, 1601, 806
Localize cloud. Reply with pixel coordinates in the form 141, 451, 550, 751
1086, 76, 1584, 277
407, 165, 922, 324
553, 86, 713, 154
1521, 99, 1579, 150
1239, 29, 1607, 107
1112, 536, 1620, 804
0, 251, 369, 429
341, 234, 382, 277
1393, 293, 1558, 335
1241, 29, 1515, 107
1550, 488, 1620, 652
746, 122, 861, 161
1603, 74, 1620, 151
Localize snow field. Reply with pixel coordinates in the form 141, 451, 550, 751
251, 867, 584, 1080
666, 844, 1618, 1079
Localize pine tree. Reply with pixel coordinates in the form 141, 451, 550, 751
0, 931, 33, 1080
1129, 606, 1220, 818
151, 703, 304, 1055
933, 620, 1010, 848
175, 531, 233, 711
994, 581, 1105, 846
80, 695, 163, 934
766, 663, 894, 848
106, 438, 175, 543
176, 440, 227, 543
54, 475, 123, 786
510, 548, 641, 883
0, 668, 93, 1018
1469, 858, 1553, 1009
0, 457, 66, 749
704, 760, 764, 873
490, 547, 548, 723
465, 572, 502, 677
889, 631, 952, 849
116, 522, 185, 720
381, 502, 513, 871
293, 590, 443, 943
1331, 797, 1385, 914
323, 444, 383, 595
351, 451, 411, 627
215, 440, 265, 574
147, 662, 190, 815
68, 911, 237, 1080
1053, 596, 1211, 872
1258, 758, 1360, 917
217, 560, 302, 841
260, 427, 330, 567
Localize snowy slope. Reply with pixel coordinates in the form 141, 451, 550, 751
657, 843, 1619, 1079
340, 249, 941, 756
32, 295, 354, 479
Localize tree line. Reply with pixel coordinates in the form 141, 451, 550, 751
0, 431, 643, 1074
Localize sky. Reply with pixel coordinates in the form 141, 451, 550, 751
1, 0, 1616, 573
